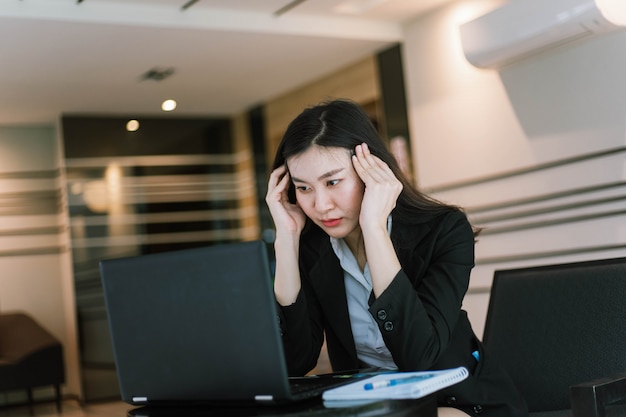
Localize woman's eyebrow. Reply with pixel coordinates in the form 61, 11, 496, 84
318, 168, 344, 181
290, 168, 344, 183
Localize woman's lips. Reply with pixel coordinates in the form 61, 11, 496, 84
321, 218, 342, 227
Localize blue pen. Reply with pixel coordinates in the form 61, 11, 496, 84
363, 373, 435, 390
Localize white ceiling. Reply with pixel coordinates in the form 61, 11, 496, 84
0, 0, 454, 125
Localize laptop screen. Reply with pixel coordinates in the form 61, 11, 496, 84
100, 240, 293, 404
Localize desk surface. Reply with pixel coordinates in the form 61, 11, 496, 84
126, 396, 437, 417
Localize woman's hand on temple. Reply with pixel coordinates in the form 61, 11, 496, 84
266, 164, 305, 306
265, 164, 306, 237
352, 143, 403, 231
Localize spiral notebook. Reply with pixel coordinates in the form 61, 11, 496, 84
322, 366, 469, 401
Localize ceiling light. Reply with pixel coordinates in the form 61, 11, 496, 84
161, 99, 177, 112
126, 119, 140, 132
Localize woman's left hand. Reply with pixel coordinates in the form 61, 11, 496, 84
352, 143, 403, 231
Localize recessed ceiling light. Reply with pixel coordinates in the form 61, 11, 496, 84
126, 119, 140, 132
161, 99, 177, 112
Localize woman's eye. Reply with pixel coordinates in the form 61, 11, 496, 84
295, 185, 310, 192
327, 179, 340, 186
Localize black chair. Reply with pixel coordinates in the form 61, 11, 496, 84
483, 257, 626, 417
0, 312, 65, 412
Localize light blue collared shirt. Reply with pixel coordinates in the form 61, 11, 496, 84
329, 216, 397, 370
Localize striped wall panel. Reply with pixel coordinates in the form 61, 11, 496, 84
427, 147, 626, 290
65, 153, 258, 254
0, 169, 66, 257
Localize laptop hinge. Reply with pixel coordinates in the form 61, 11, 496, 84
255, 395, 274, 402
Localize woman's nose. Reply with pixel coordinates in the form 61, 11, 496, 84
314, 189, 334, 212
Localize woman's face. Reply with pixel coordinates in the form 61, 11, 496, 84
287, 145, 365, 241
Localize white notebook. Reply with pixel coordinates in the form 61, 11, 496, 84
322, 366, 469, 401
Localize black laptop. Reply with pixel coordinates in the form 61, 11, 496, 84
100, 240, 363, 406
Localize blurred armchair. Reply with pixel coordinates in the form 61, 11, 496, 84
0, 311, 65, 412
483, 257, 626, 417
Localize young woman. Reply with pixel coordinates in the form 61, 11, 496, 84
265, 99, 527, 417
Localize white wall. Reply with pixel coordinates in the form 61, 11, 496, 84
402, 0, 626, 336
0, 127, 81, 401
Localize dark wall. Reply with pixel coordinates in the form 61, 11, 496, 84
62, 116, 232, 157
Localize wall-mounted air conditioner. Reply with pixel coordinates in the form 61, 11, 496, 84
460, 0, 626, 69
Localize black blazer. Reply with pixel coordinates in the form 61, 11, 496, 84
278, 209, 527, 417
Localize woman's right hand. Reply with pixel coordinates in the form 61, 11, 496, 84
265, 165, 306, 238
266, 165, 305, 306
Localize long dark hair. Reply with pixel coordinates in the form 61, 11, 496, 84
271, 99, 476, 233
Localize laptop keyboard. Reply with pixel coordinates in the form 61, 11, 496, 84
289, 375, 361, 397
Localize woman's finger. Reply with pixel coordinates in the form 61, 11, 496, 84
266, 165, 290, 202
268, 164, 287, 186
353, 144, 376, 178
353, 143, 388, 183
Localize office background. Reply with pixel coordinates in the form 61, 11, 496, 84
1, 0, 626, 406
